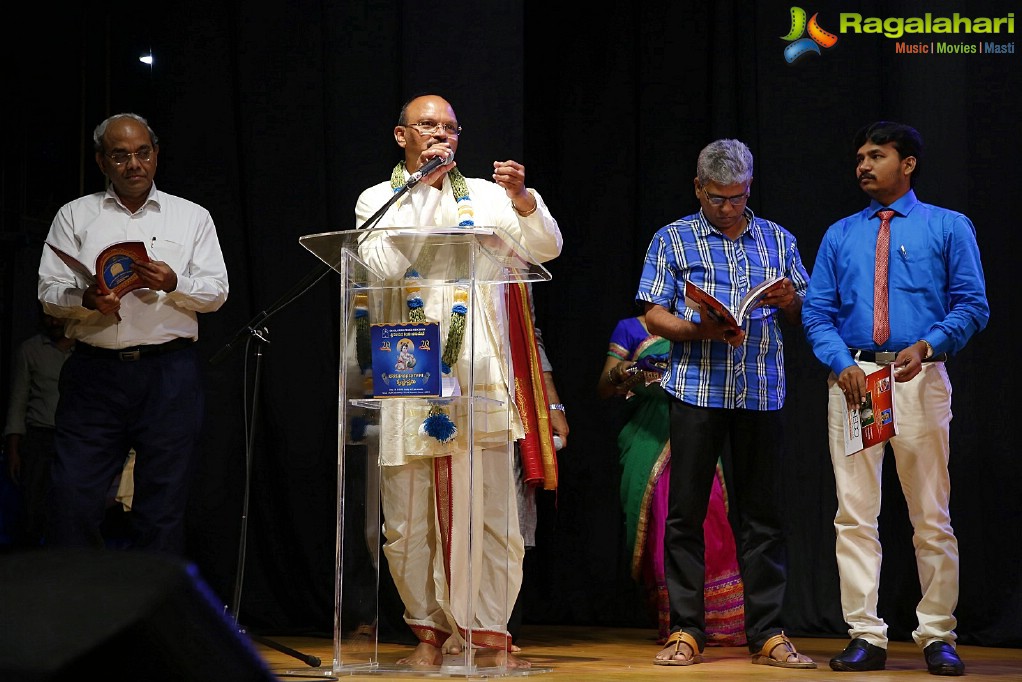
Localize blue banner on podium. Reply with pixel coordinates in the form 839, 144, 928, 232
370, 322, 442, 397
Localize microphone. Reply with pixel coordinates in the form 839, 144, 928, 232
404, 151, 454, 188
356, 150, 455, 245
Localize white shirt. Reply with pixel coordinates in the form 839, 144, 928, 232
3, 334, 72, 435
354, 171, 562, 463
355, 174, 561, 263
38, 184, 229, 348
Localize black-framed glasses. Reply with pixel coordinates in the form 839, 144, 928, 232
105, 147, 154, 165
406, 120, 462, 137
700, 185, 749, 207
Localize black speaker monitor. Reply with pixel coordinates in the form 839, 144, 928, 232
0, 548, 277, 682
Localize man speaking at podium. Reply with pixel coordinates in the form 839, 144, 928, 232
354, 94, 562, 668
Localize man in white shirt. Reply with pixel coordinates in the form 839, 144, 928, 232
3, 307, 75, 547
37, 112, 229, 554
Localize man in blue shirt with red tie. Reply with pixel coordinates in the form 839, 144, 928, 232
802, 121, 989, 676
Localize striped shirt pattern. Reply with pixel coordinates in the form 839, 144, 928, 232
636, 209, 810, 410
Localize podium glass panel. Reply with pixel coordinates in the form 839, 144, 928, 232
290, 227, 550, 677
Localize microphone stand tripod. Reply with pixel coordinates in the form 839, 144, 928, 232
209, 176, 413, 669
211, 263, 337, 669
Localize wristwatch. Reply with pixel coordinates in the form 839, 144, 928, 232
549, 403, 566, 414
920, 339, 934, 359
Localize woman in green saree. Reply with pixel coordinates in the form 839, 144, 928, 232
598, 314, 745, 646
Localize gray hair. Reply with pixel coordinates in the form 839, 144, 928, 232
696, 139, 753, 186
92, 113, 159, 152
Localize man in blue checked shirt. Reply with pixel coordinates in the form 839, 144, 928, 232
802, 121, 988, 677
638, 139, 814, 669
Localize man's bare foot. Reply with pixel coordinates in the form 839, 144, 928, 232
396, 642, 443, 666
474, 648, 531, 669
353, 623, 375, 639
345, 624, 376, 652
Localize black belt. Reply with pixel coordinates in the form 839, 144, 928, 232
850, 348, 948, 364
76, 337, 194, 362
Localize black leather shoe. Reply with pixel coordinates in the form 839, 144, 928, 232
830, 638, 887, 672
923, 641, 965, 676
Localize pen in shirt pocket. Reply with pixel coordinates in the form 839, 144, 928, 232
899, 245, 908, 259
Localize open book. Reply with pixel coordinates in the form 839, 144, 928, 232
843, 363, 898, 456
47, 241, 151, 297
684, 276, 785, 329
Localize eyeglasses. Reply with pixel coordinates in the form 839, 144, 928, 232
405, 120, 462, 137
105, 147, 154, 165
700, 185, 749, 207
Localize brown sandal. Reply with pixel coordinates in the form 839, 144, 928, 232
654, 630, 703, 666
751, 632, 817, 669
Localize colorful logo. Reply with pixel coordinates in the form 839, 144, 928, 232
781, 7, 838, 63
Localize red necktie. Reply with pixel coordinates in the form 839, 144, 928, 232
873, 209, 895, 346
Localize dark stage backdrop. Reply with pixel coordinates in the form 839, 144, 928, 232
2, 0, 1019, 648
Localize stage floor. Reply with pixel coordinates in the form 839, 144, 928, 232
255, 625, 1021, 681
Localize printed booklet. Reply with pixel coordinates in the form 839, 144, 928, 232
684, 276, 785, 328
47, 241, 151, 297
843, 363, 898, 456
370, 321, 442, 397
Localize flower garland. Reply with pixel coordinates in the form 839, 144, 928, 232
389, 162, 474, 443
402, 271, 468, 374
389, 161, 475, 227
404, 271, 469, 443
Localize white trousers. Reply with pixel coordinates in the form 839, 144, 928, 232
380, 446, 524, 651
827, 361, 958, 649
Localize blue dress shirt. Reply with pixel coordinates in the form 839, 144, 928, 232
802, 190, 989, 376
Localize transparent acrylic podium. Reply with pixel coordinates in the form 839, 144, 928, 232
292, 225, 551, 677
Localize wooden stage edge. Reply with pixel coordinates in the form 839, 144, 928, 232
255, 624, 1022, 681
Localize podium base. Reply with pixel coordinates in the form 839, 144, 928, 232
282, 656, 551, 678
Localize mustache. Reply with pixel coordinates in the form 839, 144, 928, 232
858, 173, 876, 181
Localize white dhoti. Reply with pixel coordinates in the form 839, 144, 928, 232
380, 444, 524, 650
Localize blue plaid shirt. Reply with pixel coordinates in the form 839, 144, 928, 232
635, 208, 810, 410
